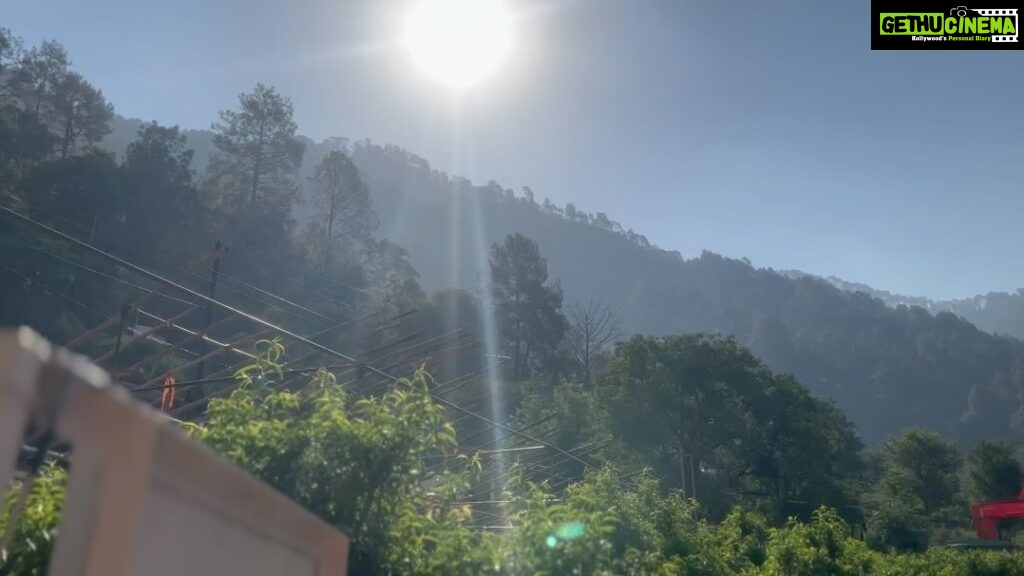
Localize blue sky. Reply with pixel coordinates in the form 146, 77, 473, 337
6, 0, 1023, 299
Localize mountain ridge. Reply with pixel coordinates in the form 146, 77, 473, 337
101, 115, 1024, 340
780, 269, 1024, 340
99, 115, 1024, 444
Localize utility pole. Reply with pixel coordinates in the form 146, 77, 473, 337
688, 453, 697, 501
195, 241, 223, 380
111, 304, 136, 367
678, 445, 688, 496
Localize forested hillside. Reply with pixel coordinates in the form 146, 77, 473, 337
940, 292, 1024, 340
325, 142, 1024, 446
96, 115, 1024, 447
97, 118, 1024, 343
340, 146, 1024, 446
783, 269, 1024, 341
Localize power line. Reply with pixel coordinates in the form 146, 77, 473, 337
0, 263, 111, 321
1, 210, 403, 381
2, 200, 351, 328
6, 205, 607, 492
0, 205, 597, 473
0, 232, 195, 307
129, 363, 354, 392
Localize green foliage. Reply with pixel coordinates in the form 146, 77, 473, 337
762, 508, 875, 576
208, 82, 304, 206
0, 463, 66, 575
307, 148, 378, 274
865, 504, 929, 553
119, 121, 213, 271
1, 152, 129, 342
701, 506, 770, 573
500, 468, 699, 575
49, 71, 113, 158
489, 233, 567, 380
877, 428, 963, 516
599, 334, 863, 522
863, 428, 968, 552
365, 239, 427, 316
341, 136, 1024, 447
1, 36, 111, 160
124, 121, 195, 186
22, 150, 122, 236
881, 548, 1024, 576
185, 346, 1024, 574
513, 379, 610, 481
5, 347, 1024, 574
205, 83, 305, 291
0, 28, 20, 77
967, 440, 1022, 503
191, 362, 458, 574
0, 107, 54, 182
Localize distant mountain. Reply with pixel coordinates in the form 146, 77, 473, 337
780, 269, 1024, 340
100, 117, 1024, 445
940, 292, 1024, 340
777, 271, 936, 310
104, 116, 218, 175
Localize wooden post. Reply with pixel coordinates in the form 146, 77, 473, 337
1, 328, 350, 576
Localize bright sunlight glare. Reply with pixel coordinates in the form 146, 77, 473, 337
401, 0, 514, 90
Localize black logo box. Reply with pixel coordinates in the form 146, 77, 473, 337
871, 1, 1023, 49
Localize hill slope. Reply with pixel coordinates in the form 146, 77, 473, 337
782, 269, 1024, 340
100, 119, 1024, 444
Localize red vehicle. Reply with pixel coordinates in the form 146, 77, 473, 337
972, 488, 1024, 540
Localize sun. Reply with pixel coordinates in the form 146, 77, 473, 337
401, 0, 514, 90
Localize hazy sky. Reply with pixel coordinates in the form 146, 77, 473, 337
7, 0, 1024, 299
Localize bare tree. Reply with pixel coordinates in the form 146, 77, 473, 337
566, 297, 622, 387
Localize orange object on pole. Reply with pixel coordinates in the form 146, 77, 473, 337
160, 374, 176, 412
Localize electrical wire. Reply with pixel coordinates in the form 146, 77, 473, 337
1, 204, 600, 483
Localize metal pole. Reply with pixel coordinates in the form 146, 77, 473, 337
111, 304, 135, 366
62, 249, 225, 350
195, 240, 223, 380
689, 453, 697, 501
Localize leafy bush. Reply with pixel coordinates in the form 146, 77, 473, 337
190, 347, 459, 574
0, 463, 66, 575
6, 351, 1024, 575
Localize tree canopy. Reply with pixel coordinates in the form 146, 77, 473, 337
489, 233, 566, 380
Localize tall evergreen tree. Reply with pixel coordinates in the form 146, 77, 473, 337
208, 83, 304, 206
308, 149, 377, 273
488, 233, 566, 379
0, 28, 22, 86
121, 122, 211, 269
49, 71, 112, 158
1, 39, 111, 162
206, 84, 304, 289
9, 40, 68, 118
